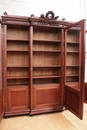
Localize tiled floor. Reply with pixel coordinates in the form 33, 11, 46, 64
0, 104, 87, 130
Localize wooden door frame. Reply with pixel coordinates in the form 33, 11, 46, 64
84, 30, 87, 103
0, 20, 4, 122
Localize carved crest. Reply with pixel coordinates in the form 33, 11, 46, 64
39, 11, 59, 25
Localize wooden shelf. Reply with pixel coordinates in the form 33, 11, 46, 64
33, 65, 61, 68
33, 75, 60, 79
7, 50, 29, 52
66, 51, 79, 53
7, 76, 29, 79
66, 65, 79, 67
33, 83, 60, 87
67, 41, 79, 44
7, 85, 29, 87
33, 39, 61, 43
33, 50, 61, 53
7, 39, 29, 42
7, 66, 29, 68
66, 74, 79, 77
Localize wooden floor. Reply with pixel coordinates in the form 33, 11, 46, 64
0, 104, 87, 130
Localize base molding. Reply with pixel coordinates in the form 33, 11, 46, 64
4, 109, 30, 117
30, 106, 63, 115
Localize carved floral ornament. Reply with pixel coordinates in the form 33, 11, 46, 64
40, 11, 59, 20
30, 11, 66, 26
39, 11, 59, 25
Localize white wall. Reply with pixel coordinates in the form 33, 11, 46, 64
0, 0, 86, 21
0, 0, 87, 81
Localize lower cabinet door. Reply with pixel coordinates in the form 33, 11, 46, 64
30, 84, 63, 115
5, 86, 29, 116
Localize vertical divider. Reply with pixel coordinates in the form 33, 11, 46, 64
29, 26, 33, 110
0, 23, 4, 121
2, 25, 7, 112
64, 29, 67, 84
61, 29, 64, 105
79, 31, 81, 87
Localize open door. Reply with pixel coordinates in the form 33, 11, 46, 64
0, 21, 4, 122
84, 30, 87, 103
64, 19, 85, 119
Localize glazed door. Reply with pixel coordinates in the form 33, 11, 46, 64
64, 19, 85, 119
84, 31, 87, 103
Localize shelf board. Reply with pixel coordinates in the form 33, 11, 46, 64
33, 65, 61, 68
66, 74, 79, 77
33, 83, 60, 87
7, 76, 29, 79
67, 41, 79, 44
7, 39, 29, 42
66, 65, 79, 67
33, 75, 60, 79
7, 83, 29, 86
66, 51, 79, 53
33, 39, 61, 43
7, 66, 29, 68
7, 85, 29, 87
33, 50, 61, 53
7, 50, 29, 52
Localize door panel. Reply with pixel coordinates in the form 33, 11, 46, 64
4, 86, 29, 117
64, 19, 85, 119
34, 85, 61, 108
7, 86, 29, 111
30, 84, 63, 115
65, 85, 82, 117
